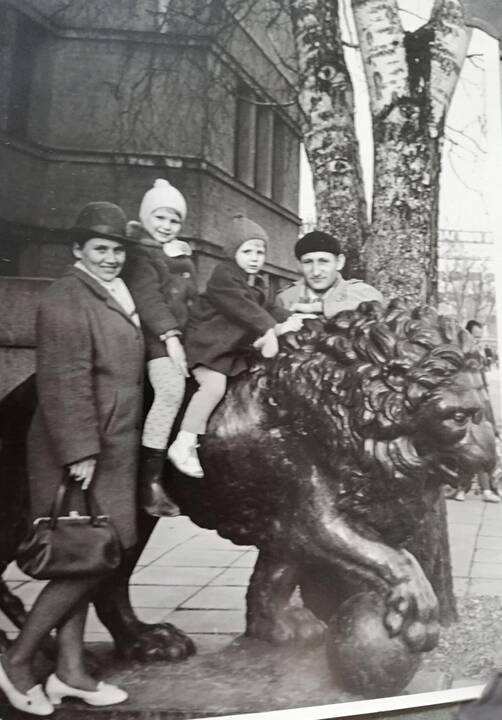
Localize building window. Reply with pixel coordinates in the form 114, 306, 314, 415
7, 13, 44, 140
235, 86, 257, 187
235, 83, 298, 210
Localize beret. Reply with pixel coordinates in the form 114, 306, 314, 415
295, 231, 342, 259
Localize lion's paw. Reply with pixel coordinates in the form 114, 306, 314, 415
116, 622, 196, 662
247, 607, 326, 646
384, 551, 440, 653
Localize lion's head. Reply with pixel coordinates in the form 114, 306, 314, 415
248, 301, 496, 541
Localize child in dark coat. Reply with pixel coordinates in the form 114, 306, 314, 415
123, 178, 197, 516
167, 213, 301, 477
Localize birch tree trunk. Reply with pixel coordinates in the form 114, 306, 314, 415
290, 0, 368, 278
352, 0, 469, 304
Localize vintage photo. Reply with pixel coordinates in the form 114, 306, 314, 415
0, 1, 501, 718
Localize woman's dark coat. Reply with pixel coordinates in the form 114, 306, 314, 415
27, 266, 145, 549
184, 260, 279, 377
122, 235, 197, 360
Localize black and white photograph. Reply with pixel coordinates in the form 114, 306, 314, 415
0, 1, 502, 719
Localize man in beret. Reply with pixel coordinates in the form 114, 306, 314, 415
276, 230, 383, 319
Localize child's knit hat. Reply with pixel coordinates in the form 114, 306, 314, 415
139, 178, 187, 225
223, 213, 268, 258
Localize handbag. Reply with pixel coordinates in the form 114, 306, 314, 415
16, 474, 122, 580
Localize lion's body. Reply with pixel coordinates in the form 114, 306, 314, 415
0, 299, 496, 694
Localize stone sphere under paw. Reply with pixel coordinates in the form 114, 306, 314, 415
326, 591, 421, 698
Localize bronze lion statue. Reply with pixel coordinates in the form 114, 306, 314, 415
0, 289, 496, 696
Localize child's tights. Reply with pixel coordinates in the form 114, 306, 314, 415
143, 357, 185, 449
181, 366, 227, 435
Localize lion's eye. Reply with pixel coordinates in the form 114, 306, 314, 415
452, 412, 467, 424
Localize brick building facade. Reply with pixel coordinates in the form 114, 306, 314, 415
0, 0, 301, 290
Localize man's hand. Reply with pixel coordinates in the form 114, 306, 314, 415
68, 457, 97, 490
253, 328, 279, 358
165, 336, 189, 377
276, 313, 315, 336
290, 300, 323, 315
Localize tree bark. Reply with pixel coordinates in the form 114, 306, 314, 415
352, 0, 469, 304
290, 0, 368, 278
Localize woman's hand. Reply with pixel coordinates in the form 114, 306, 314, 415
165, 336, 189, 377
68, 457, 97, 490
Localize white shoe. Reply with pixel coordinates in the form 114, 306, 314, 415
483, 490, 501, 504
0, 658, 54, 716
168, 440, 204, 477
454, 490, 466, 501
45, 673, 128, 706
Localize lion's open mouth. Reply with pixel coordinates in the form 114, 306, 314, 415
436, 458, 471, 488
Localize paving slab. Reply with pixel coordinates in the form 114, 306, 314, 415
131, 566, 225, 586
153, 550, 247, 567
180, 586, 247, 610
469, 562, 502, 579
473, 548, 502, 563
477, 535, 502, 550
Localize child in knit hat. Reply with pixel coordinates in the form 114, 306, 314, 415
167, 213, 302, 478
123, 178, 197, 516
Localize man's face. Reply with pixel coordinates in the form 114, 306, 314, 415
73, 237, 126, 281
299, 251, 345, 293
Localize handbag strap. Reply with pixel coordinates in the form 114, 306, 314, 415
49, 473, 102, 529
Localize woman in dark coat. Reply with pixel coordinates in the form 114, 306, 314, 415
0, 203, 144, 715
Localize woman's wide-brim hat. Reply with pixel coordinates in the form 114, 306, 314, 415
70, 202, 130, 243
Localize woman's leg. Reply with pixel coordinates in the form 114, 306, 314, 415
54, 605, 97, 691
3, 576, 102, 692
143, 357, 185, 449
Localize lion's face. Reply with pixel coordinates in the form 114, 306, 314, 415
411, 374, 496, 487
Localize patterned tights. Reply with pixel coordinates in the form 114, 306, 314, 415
142, 357, 185, 450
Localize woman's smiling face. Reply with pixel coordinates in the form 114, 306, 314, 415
73, 237, 126, 281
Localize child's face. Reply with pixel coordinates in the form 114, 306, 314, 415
235, 239, 266, 274
145, 207, 182, 244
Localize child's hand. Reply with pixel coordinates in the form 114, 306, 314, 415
253, 328, 279, 358
276, 314, 310, 335
165, 336, 189, 377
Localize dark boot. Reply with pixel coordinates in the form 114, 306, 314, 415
139, 447, 180, 517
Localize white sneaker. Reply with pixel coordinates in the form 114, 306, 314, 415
168, 440, 204, 478
454, 490, 466, 501
483, 490, 501, 504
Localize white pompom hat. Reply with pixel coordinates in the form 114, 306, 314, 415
139, 178, 187, 225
